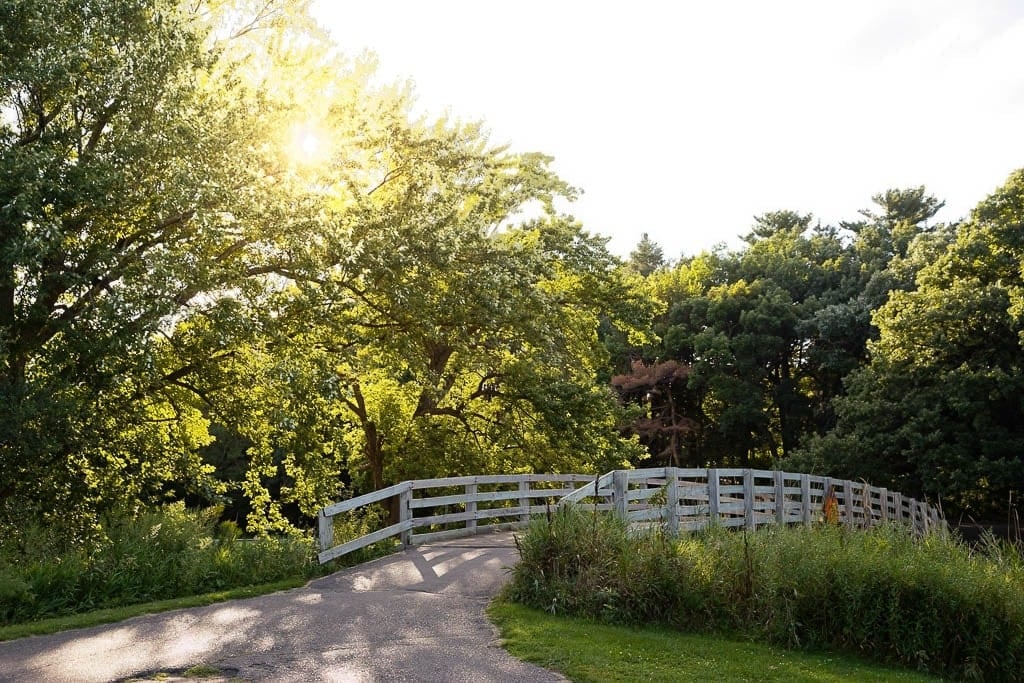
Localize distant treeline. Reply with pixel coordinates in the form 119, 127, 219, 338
613, 178, 1024, 522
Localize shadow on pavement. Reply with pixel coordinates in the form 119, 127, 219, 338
0, 532, 563, 683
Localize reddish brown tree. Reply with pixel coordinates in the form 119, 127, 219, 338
612, 360, 699, 467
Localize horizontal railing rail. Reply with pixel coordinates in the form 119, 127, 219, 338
316, 468, 944, 564
317, 473, 594, 564
569, 468, 945, 537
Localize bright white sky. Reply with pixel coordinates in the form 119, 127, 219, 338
310, 0, 1024, 259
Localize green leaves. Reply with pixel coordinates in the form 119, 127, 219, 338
292, 133, 649, 492
796, 170, 1024, 518
614, 185, 959, 473
0, 0, 393, 530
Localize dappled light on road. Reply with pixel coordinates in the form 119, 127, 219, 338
0, 533, 560, 682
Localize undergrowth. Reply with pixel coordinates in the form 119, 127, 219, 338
0, 502, 319, 625
503, 505, 1024, 682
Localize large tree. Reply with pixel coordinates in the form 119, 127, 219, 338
220, 133, 655, 527
794, 170, 1024, 519
627, 232, 666, 276
0, 0, 264, 525
0, 0, 403, 525
1, 0, 655, 535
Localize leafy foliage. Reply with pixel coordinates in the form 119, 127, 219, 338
794, 171, 1024, 518
614, 195, 946, 467
0, 0, 654, 540
609, 179, 1024, 525
2, 0, 1022, 561
627, 232, 666, 276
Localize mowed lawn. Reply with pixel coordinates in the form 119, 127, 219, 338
489, 603, 942, 683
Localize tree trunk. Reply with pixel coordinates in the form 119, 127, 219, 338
364, 419, 385, 491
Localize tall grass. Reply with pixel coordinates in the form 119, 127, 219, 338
323, 503, 399, 566
0, 502, 318, 625
504, 505, 1024, 682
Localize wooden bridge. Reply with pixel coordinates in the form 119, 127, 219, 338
317, 467, 945, 564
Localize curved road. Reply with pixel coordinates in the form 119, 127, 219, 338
0, 532, 564, 682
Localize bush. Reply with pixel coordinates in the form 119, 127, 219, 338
0, 503, 318, 625
503, 507, 1024, 682
505, 505, 631, 617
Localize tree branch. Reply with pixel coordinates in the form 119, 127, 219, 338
366, 166, 406, 196
158, 350, 237, 388
84, 99, 121, 153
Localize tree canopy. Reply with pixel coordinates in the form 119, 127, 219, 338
792, 171, 1024, 518
2, 0, 1020, 539
0, 0, 651, 536
612, 188, 955, 471
612, 173, 1024, 521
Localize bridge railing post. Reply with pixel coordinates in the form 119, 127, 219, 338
800, 474, 811, 527
612, 470, 629, 519
774, 470, 785, 524
665, 467, 679, 535
318, 510, 334, 552
466, 482, 478, 534
518, 479, 530, 524
399, 485, 412, 547
823, 476, 834, 523
743, 468, 755, 530
844, 479, 856, 527
707, 468, 720, 525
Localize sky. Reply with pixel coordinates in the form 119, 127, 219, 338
310, 1, 1024, 259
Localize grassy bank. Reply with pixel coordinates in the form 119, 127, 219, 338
503, 507, 1024, 681
489, 602, 940, 682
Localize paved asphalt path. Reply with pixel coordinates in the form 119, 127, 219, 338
0, 532, 565, 682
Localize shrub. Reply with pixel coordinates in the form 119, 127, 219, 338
505, 505, 631, 616
503, 508, 1024, 682
0, 503, 318, 625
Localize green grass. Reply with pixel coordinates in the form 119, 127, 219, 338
0, 501, 409, 639
182, 664, 224, 678
489, 602, 942, 682
0, 577, 307, 642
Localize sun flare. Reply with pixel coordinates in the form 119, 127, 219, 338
286, 122, 331, 167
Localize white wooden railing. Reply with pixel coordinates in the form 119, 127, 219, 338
317, 468, 944, 564
317, 474, 595, 563
560, 468, 944, 535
